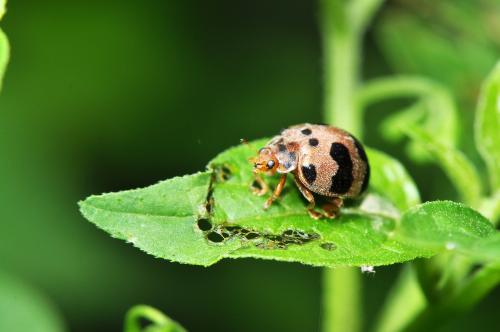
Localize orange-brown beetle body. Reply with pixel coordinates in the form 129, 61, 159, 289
251, 124, 370, 219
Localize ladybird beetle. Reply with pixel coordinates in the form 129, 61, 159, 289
250, 123, 370, 219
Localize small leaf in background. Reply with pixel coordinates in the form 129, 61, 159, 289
124, 305, 186, 332
0, 29, 8, 90
398, 201, 500, 263
367, 147, 420, 211
80, 139, 433, 268
376, 1, 499, 104
359, 76, 459, 162
404, 126, 482, 208
0, 0, 6, 21
0, 0, 9, 91
0, 271, 65, 332
475, 61, 500, 193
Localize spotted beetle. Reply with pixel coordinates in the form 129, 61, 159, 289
251, 123, 370, 219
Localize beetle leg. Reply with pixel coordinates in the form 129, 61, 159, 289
322, 196, 343, 219
264, 174, 287, 209
293, 175, 323, 220
251, 173, 269, 196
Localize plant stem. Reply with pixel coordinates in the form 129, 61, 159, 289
321, 0, 385, 138
321, 0, 361, 137
319, 1, 384, 332
402, 264, 500, 332
322, 267, 362, 332
124, 305, 186, 332
374, 265, 426, 332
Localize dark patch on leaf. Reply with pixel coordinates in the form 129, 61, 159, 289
197, 218, 212, 231
203, 223, 320, 250
207, 232, 225, 243
251, 179, 263, 191
320, 242, 337, 251
245, 232, 260, 240
212, 164, 232, 182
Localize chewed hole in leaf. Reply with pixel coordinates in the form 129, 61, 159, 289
203, 222, 321, 250
205, 195, 214, 214
207, 232, 225, 243
251, 179, 262, 191
197, 218, 212, 231
80, 139, 438, 267
245, 232, 260, 240
212, 164, 232, 182
320, 242, 337, 251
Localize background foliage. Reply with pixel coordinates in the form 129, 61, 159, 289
0, 0, 499, 331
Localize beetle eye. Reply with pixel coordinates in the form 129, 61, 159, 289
266, 160, 275, 169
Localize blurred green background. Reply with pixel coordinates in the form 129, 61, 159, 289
0, 0, 498, 331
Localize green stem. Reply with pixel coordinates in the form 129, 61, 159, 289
124, 305, 186, 332
319, 1, 384, 332
356, 76, 444, 105
374, 265, 426, 332
322, 267, 362, 332
321, 0, 385, 138
402, 264, 500, 332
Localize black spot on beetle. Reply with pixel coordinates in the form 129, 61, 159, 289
309, 138, 319, 147
301, 164, 317, 184
352, 135, 368, 162
301, 128, 312, 135
289, 152, 297, 161
351, 135, 370, 192
278, 143, 287, 152
329, 143, 353, 194
361, 165, 370, 192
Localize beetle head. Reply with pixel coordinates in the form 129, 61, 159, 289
251, 147, 278, 175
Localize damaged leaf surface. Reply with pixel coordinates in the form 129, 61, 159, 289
80, 139, 492, 267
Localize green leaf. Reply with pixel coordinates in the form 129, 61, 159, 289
405, 126, 482, 207
124, 305, 186, 332
367, 147, 420, 210
398, 201, 500, 263
80, 172, 241, 267
357, 76, 459, 162
0, 271, 65, 332
207, 139, 429, 267
376, 1, 499, 103
80, 138, 430, 267
475, 61, 500, 192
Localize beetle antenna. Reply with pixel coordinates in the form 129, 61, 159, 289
241, 138, 261, 163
